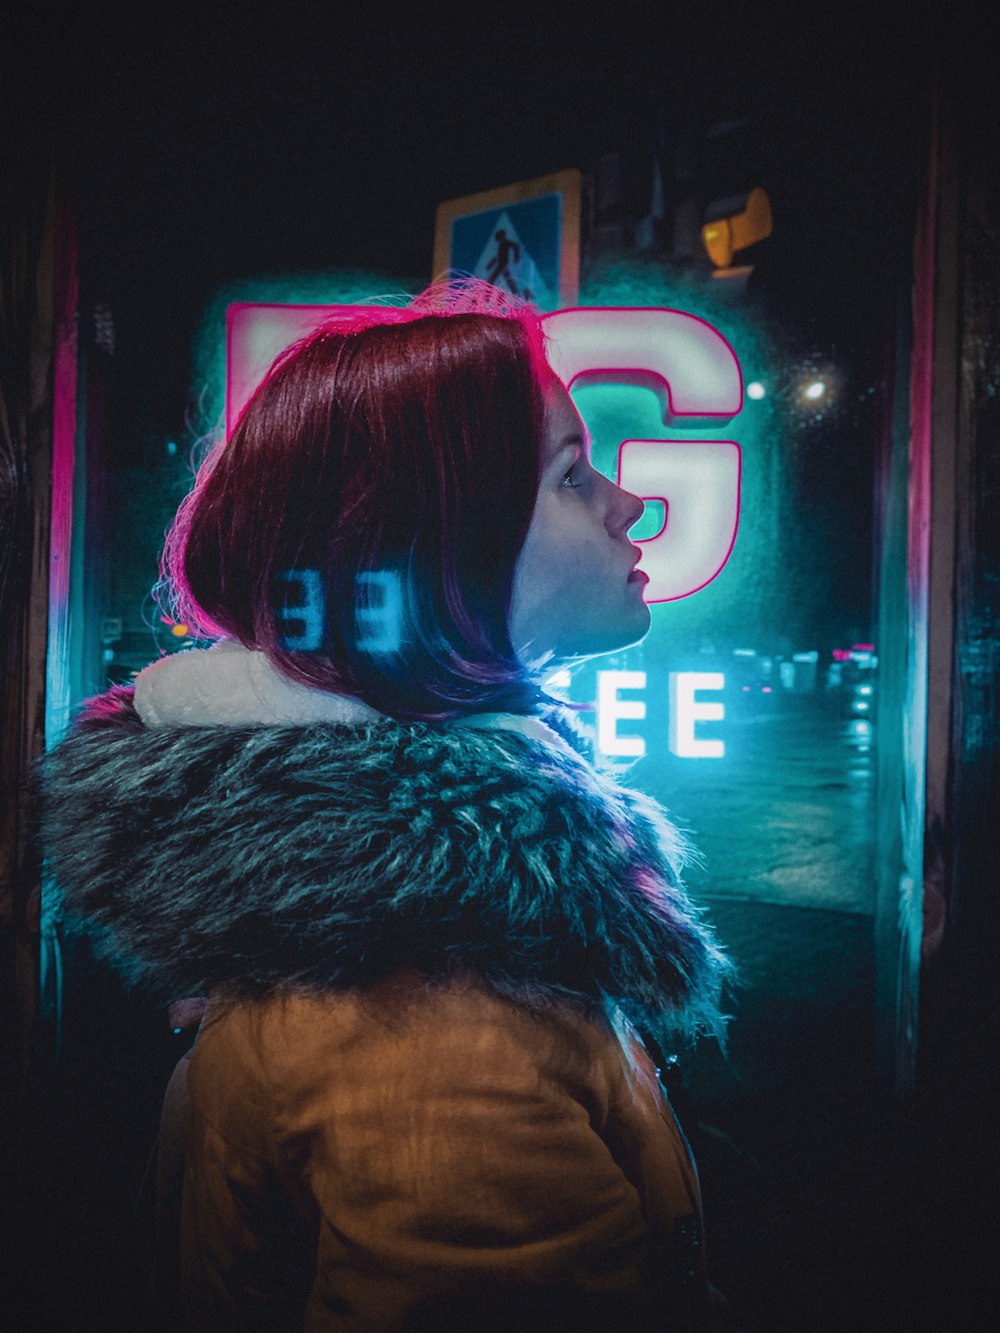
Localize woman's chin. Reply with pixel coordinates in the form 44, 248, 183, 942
556, 610, 652, 663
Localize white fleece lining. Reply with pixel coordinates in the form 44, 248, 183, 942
133, 640, 381, 728
132, 640, 577, 758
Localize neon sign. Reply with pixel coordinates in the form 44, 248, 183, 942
598, 670, 647, 757
227, 307, 744, 602
668, 672, 725, 759
541, 307, 743, 602
227, 304, 351, 439
228, 301, 744, 753
595, 669, 726, 760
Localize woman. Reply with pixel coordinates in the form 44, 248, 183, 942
42, 282, 731, 1331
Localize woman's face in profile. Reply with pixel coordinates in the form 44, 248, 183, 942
509, 376, 650, 668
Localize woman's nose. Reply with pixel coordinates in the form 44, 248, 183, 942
607, 482, 645, 538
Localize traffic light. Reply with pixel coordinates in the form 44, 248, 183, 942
701, 186, 773, 271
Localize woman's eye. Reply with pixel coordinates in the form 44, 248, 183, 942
562, 466, 581, 489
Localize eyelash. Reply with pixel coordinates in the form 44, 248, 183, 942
562, 465, 582, 489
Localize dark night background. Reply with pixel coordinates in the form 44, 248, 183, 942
7, 4, 994, 1330
9, 3, 929, 446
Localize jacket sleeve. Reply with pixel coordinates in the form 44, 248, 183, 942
182, 985, 707, 1332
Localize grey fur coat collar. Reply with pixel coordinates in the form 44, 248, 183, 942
40, 649, 729, 1039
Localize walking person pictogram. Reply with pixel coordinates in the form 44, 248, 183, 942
484, 228, 521, 293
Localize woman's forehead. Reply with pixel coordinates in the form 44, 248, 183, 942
543, 379, 587, 453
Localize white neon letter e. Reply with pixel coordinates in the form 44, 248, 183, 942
669, 671, 725, 758
598, 670, 647, 757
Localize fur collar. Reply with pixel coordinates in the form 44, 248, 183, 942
41, 650, 729, 1040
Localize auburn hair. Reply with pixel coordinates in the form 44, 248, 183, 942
164, 283, 555, 720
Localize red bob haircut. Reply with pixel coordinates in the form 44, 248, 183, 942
164, 282, 555, 720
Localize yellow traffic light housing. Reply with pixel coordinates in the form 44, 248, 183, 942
701, 187, 773, 268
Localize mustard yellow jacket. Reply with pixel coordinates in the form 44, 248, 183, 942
178, 976, 707, 1330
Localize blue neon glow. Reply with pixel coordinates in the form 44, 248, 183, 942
275, 569, 404, 653
355, 571, 403, 653
276, 569, 325, 651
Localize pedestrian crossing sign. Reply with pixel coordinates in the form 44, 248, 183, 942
433, 168, 581, 310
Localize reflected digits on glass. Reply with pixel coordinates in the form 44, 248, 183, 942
355, 572, 403, 653
274, 569, 325, 651
276, 569, 403, 654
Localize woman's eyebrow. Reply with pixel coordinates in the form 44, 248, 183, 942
552, 433, 585, 458
548, 438, 583, 469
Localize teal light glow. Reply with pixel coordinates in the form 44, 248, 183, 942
543, 303, 743, 602
544, 667, 573, 691
190, 258, 789, 754
575, 254, 783, 648
630, 499, 666, 542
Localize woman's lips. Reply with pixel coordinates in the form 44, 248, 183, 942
627, 568, 649, 585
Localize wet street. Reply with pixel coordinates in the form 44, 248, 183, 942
624, 691, 879, 1096
628, 695, 883, 1329
651, 694, 877, 914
